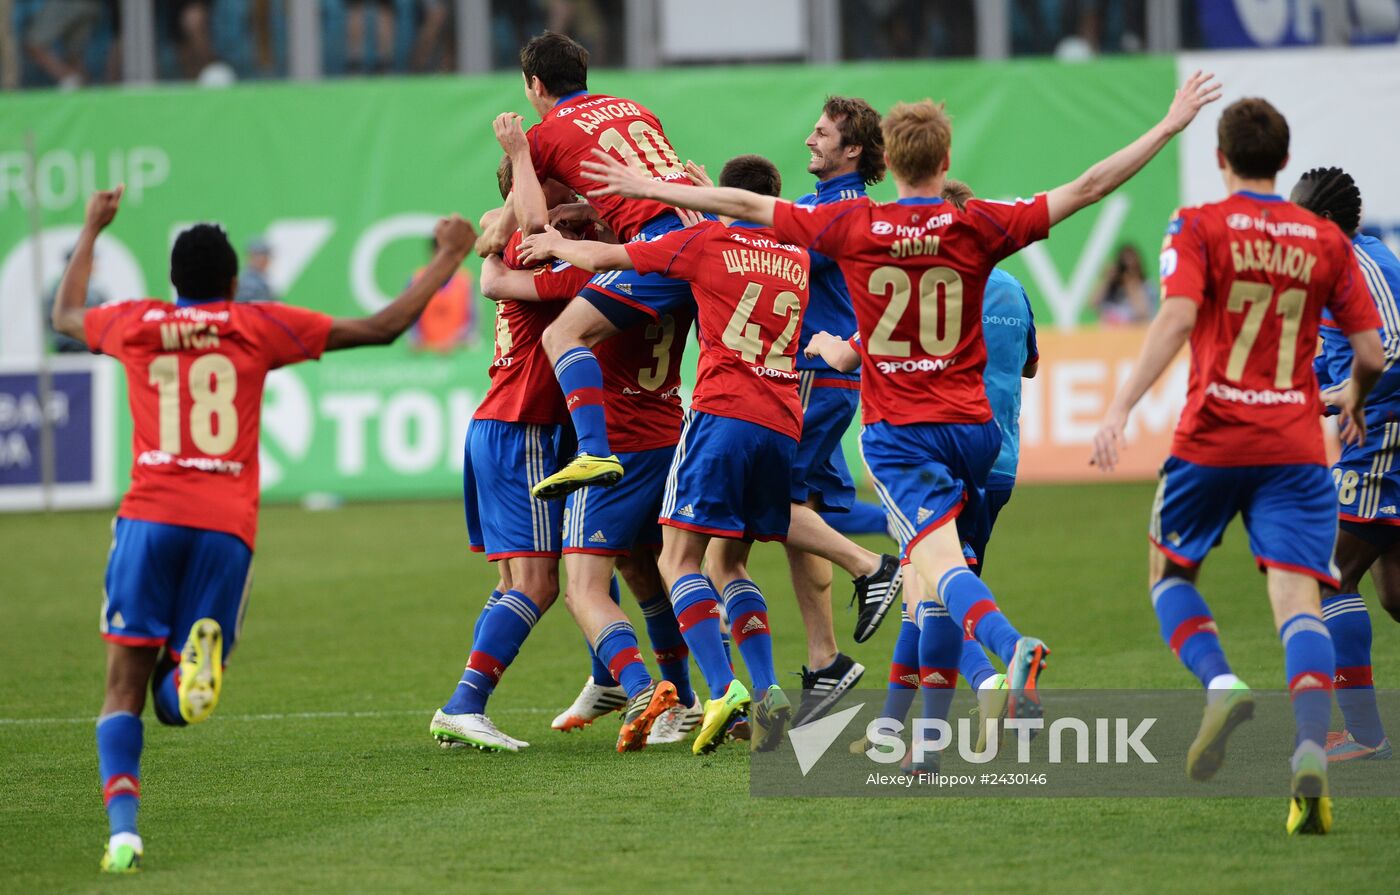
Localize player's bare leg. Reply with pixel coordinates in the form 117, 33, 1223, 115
562, 553, 674, 750
785, 545, 838, 669
533, 299, 626, 500
786, 502, 902, 643
96, 644, 159, 872
1363, 538, 1400, 624
432, 556, 556, 752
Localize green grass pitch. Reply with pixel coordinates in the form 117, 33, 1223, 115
3, 481, 1398, 893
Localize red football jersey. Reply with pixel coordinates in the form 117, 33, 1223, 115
84, 298, 332, 549
527, 93, 692, 242
771, 194, 1050, 427
1161, 192, 1380, 466
474, 231, 583, 426
594, 306, 692, 452
627, 221, 808, 440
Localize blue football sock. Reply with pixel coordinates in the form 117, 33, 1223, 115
553, 347, 611, 457
472, 590, 502, 644
915, 601, 961, 729
595, 620, 652, 699
152, 665, 185, 727
959, 634, 999, 692
1281, 613, 1336, 749
96, 711, 142, 836
669, 574, 734, 698
1151, 576, 1232, 687
722, 579, 777, 691
640, 592, 694, 706
1323, 594, 1386, 746
586, 577, 625, 687
937, 568, 1021, 664
880, 612, 920, 724
443, 590, 541, 715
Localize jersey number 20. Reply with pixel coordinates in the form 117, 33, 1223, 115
148, 354, 238, 455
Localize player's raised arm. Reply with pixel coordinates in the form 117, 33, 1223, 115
53, 185, 124, 341
325, 215, 476, 351
1090, 297, 1198, 471
581, 149, 776, 225
517, 225, 632, 273
496, 112, 549, 236
1046, 71, 1221, 227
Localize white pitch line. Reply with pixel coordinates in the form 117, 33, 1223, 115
0, 706, 556, 727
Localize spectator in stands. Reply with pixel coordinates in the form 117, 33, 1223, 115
411, 0, 455, 72
1090, 243, 1155, 326
235, 237, 276, 302
25, 0, 104, 90
410, 235, 477, 352
162, 0, 219, 79
346, 0, 396, 74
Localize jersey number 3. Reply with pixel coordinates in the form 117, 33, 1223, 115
148, 354, 238, 455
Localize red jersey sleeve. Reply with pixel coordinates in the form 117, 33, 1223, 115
963, 195, 1050, 262
82, 300, 145, 357
525, 124, 559, 185
1327, 230, 1383, 335
532, 261, 593, 301
625, 224, 711, 280
1159, 208, 1210, 305
771, 198, 863, 257
246, 303, 333, 368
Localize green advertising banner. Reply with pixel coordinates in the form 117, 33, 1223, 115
0, 56, 1180, 504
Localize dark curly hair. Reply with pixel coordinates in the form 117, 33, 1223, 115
823, 95, 886, 186
1290, 166, 1362, 237
171, 223, 238, 301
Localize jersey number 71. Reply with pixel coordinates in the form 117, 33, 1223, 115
1225, 281, 1306, 388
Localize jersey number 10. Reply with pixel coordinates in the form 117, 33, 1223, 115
148, 354, 238, 455
598, 122, 683, 178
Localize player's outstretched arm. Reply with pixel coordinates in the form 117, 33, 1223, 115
1046, 71, 1221, 227
517, 225, 632, 273
1090, 297, 1198, 471
581, 149, 776, 225
53, 185, 124, 342
325, 215, 476, 351
804, 332, 860, 373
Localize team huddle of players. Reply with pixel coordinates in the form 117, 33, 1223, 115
63, 28, 1400, 874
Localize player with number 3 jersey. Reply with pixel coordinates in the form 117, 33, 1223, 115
521, 154, 808, 756
53, 186, 476, 874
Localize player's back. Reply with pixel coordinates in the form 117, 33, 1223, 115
771, 193, 1050, 428
1163, 192, 1376, 466
475, 232, 574, 426
1318, 234, 1400, 409
594, 306, 693, 452
527, 92, 690, 241
84, 297, 331, 548
982, 268, 1036, 482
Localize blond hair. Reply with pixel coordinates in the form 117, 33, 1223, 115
881, 100, 952, 185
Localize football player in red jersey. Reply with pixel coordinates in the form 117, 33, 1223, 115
1093, 98, 1384, 835
521, 154, 809, 755
497, 31, 702, 502
583, 71, 1222, 770
53, 186, 475, 873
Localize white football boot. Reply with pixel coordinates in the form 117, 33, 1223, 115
551, 676, 627, 731
430, 710, 528, 752
646, 697, 703, 745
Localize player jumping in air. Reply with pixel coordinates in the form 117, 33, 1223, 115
494, 31, 699, 501
54, 187, 476, 873
1092, 101, 1384, 835
583, 71, 1224, 769
474, 114, 700, 751
1292, 166, 1399, 763
520, 154, 808, 755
